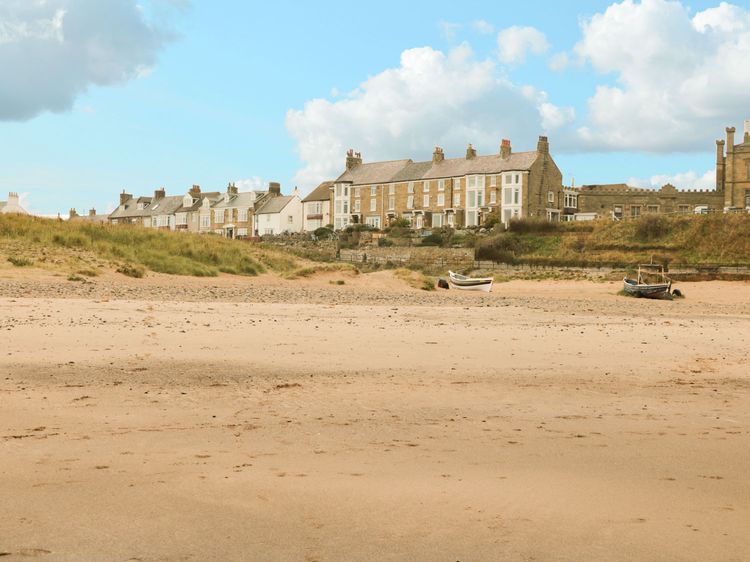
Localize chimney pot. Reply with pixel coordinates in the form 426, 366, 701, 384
465, 144, 477, 160
268, 182, 281, 196
432, 146, 444, 163
346, 149, 363, 170
154, 187, 165, 200
500, 139, 512, 158
89, 208, 96, 216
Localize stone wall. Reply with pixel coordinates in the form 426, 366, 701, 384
339, 247, 474, 268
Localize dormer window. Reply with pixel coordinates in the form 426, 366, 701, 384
137, 202, 144, 210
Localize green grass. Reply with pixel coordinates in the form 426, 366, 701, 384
0, 214, 302, 278
476, 214, 750, 267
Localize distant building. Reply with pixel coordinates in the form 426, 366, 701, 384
69, 208, 109, 223
254, 188, 303, 235
0, 192, 27, 214
302, 181, 333, 231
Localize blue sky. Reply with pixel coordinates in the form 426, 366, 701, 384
1, 0, 748, 214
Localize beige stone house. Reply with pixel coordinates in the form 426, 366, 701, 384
328, 137, 563, 230
174, 186, 222, 233
209, 182, 274, 238
69, 208, 108, 223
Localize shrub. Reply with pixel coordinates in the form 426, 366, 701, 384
390, 217, 410, 228
377, 237, 394, 247
420, 232, 444, 246
7, 256, 33, 267
313, 227, 334, 240
635, 215, 670, 241
482, 211, 500, 229
116, 263, 146, 278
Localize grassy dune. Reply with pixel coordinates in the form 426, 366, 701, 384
476, 214, 750, 267
0, 214, 301, 277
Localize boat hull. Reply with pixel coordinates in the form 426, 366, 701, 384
623, 278, 672, 299
448, 279, 493, 292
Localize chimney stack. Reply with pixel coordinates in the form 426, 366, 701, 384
189, 184, 201, 195
119, 190, 132, 205
537, 135, 549, 154
154, 187, 165, 200
346, 149, 363, 170
465, 144, 477, 160
726, 126, 735, 151
69, 208, 78, 219
500, 139, 512, 158
744, 119, 749, 143
89, 208, 96, 217
432, 146, 444, 163
227, 182, 238, 195
268, 182, 281, 196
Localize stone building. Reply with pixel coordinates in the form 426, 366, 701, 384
566, 122, 750, 220
302, 181, 333, 231
327, 136, 563, 230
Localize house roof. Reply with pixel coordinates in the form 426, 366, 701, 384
302, 181, 333, 202
108, 196, 153, 219
421, 151, 538, 179
256, 195, 295, 215
174, 192, 221, 213
146, 195, 184, 216
334, 159, 412, 185
333, 150, 539, 186
212, 191, 265, 210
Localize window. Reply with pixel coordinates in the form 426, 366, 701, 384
354, 199, 361, 213
407, 195, 414, 209
371, 185, 377, 196
447, 213, 455, 226
515, 174, 520, 184
370, 198, 376, 212
437, 193, 445, 206
503, 208, 512, 224
407, 182, 414, 194
647, 205, 659, 213
613, 205, 623, 219
547, 191, 555, 204
287, 215, 294, 224
389, 184, 395, 195
423, 181, 430, 192
366, 216, 381, 228
503, 188, 512, 205
468, 175, 483, 189
467, 210, 478, 226
513, 188, 520, 205
453, 193, 460, 206
335, 201, 342, 214
388, 195, 395, 210
489, 176, 497, 187
477, 191, 484, 207
200, 215, 210, 228
468, 191, 476, 208
678, 205, 690, 214
453, 178, 461, 190
415, 215, 423, 229
214, 209, 224, 223
564, 193, 578, 208
432, 214, 443, 227
237, 228, 247, 236
490, 190, 497, 204
176, 213, 187, 225
265, 228, 273, 235
745, 189, 750, 208
631, 206, 641, 218
238, 208, 248, 222
342, 200, 349, 214
423, 194, 429, 207
504, 174, 512, 184
438, 179, 445, 191
355, 187, 360, 198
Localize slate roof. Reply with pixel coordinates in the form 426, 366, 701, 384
302, 181, 333, 202
146, 195, 184, 216
256, 195, 295, 215
212, 191, 265, 210
109, 196, 153, 219
332, 150, 539, 186
174, 192, 221, 214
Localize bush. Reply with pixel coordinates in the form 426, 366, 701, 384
377, 237, 394, 247
116, 263, 146, 278
313, 227, 334, 240
420, 232, 444, 246
390, 217, 410, 228
635, 215, 670, 241
7, 256, 33, 267
482, 211, 500, 229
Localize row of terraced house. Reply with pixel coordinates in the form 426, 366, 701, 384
90, 121, 750, 236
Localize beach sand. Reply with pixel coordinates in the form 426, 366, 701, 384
1, 268, 749, 561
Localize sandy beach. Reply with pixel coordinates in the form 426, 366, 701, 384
1, 269, 749, 561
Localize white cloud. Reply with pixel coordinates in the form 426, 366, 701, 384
438, 21, 461, 42
472, 20, 495, 35
548, 52, 569, 71
0, 0, 179, 121
285, 44, 573, 189
235, 177, 265, 191
628, 169, 715, 190
497, 25, 549, 64
575, 0, 750, 151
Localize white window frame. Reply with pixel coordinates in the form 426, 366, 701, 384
423, 194, 429, 207
453, 193, 460, 207
238, 208, 248, 222
370, 198, 376, 212
489, 176, 497, 187
437, 193, 445, 207
407, 182, 414, 194
406, 195, 414, 209
423, 181, 430, 193
438, 179, 445, 191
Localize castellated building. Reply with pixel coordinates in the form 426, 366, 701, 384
566, 122, 750, 221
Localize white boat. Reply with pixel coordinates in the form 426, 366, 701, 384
448, 270, 493, 292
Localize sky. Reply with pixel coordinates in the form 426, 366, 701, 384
1, 0, 750, 215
